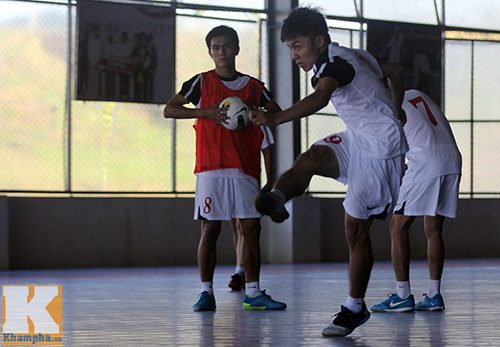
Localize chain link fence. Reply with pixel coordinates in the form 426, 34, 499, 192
1, 0, 499, 196
0, 0, 264, 194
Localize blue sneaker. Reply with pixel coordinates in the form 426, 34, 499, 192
371, 293, 415, 312
243, 290, 286, 310
253, 192, 289, 223
193, 291, 216, 311
415, 293, 445, 311
322, 303, 371, 337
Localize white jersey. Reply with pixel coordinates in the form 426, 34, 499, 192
312, 42, 408, 159
402, 89, 462, 183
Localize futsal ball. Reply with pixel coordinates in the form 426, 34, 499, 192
219, 96, 250, 131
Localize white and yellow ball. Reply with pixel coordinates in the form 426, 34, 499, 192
219, 96, 250, 130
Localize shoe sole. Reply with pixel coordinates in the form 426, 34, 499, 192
243, 304, 267, 310
253, 193, 289, 223
242, 303, 286, 310
371, 307, 415, 313
322, 312, 370, 337
416, 307, 445, 311
322, 325, 353, 337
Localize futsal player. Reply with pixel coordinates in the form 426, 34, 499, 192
163, 25, 286, 311
371, 89, 462, 312
250, 7, 408, 336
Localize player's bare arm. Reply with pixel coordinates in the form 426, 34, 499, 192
380, 61, 407, 124
258, 99, 279, 191
262, 100, 282, 113
250, 76, 338, 127
249, 99, 282, 126
164, 94, 227, 125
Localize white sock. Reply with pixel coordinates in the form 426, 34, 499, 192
345, 296, 364, 313
270, 188, 286, 204
234, 266, 245, 276
245, 281, 261, 297
427, 279, 441, 298
201, 281, 213, 295
396, 281, 411, 299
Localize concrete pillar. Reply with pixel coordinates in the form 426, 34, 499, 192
0, 196, 9, 270
261, 0, 300, 263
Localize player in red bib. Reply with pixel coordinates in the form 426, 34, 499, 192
164, 26, 286, 311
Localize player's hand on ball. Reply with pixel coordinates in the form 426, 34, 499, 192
249, 109, 277, 127
204, 104, 229, 126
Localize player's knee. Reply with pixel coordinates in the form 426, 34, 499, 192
294, 146, 330, 171
389, 226, 407, 242
242, 231, 260, 247
307, 145, 332, 162
390, 215, 413, 233
201, 222, 221, 241
345, 223, 370, 247
389, 218, 401, 235
424, 226, 442, 240
424, 216, 445, 236
240, 219, 261, 238
389, 225, 400, 238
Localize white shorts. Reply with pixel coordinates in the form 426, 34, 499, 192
344, 147, 405, 220
194, 175, 261, 220
394, 174, 461, 218
312, 132, 350, 184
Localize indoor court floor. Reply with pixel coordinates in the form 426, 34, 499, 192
1, 259, 499, 346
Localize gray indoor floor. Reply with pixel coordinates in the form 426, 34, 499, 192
1, 259, 499, 346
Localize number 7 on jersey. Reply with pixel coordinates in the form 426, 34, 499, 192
408, 96, 438, 126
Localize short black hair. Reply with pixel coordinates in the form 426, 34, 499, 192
280, 6, 331, 44
205, 25, 239, 50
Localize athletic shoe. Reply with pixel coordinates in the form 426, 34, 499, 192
322, 303, 371, 337
242, 290, 287, 310
415, 293, 445, 311
228, 273, 245, 291
193, 291, 216, 311
371, 293, 415, 312
253, 191, 289, 223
